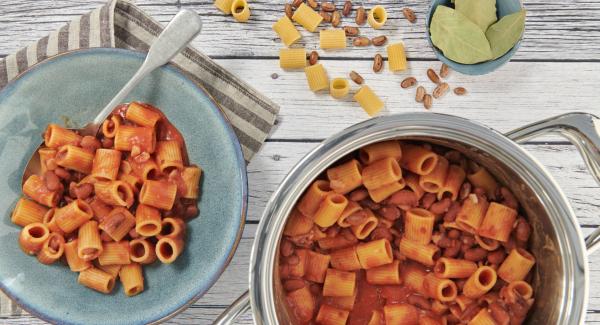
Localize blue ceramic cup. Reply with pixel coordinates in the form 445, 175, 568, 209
426, 0, 525, 75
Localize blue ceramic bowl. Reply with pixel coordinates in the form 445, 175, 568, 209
426, 0, 525, 75
0, 48, 247, 324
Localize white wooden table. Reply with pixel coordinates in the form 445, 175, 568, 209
1, 0, 599, 324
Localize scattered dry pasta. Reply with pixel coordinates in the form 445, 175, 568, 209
353, 85, 384, 116
368, 5, 388, 29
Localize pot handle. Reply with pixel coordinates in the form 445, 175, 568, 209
505, 112, 600, 255
213, 290, 251, 325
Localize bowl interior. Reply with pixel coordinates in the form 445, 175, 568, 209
0, 48, 246, 325
426, 0, 524, 75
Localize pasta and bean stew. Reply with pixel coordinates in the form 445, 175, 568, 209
279, 140, 535, 325
12, 102, 202, 296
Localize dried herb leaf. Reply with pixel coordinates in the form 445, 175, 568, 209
455, 0, 497, 31
430, 6, 493, 64
486, 9, 526, 59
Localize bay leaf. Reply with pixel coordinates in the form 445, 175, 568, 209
486, 9, 526, 59
430, 5, 493, 64
455, 0, 497, 31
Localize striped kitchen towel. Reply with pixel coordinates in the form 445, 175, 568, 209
0, 0, 278, 317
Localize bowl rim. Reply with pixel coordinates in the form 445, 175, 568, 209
0, 47, 248, 325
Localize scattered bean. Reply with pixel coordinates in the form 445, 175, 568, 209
356, 6, 366, 25
423, 94, 433, 109
415, 86, 426, 102
371, 35, 387, 46
454, 87, 467, 95
353, 36, 370, 47
331, 10, 341, 27
309, 51, 319, 65
440, 63, 450, 78
307, 0, 318, 9
401, 77, 417, 89
292, 0, 303, 8
321, 2, 335, 12
285, 3, 293, 19
427, 68, 441, 84
343, 26, 359, 36
320, 10, 332, 22
342, 0, 352, 16
433, 82, 449, 99
402, 7, 417, 23
373, 54, 383, 72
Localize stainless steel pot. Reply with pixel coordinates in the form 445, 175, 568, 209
215, 112, 600, 325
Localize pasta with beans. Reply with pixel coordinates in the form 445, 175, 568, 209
13, 102, 202, 296
279, 140, 536, 324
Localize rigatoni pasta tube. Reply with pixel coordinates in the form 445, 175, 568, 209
135, 204, 162, 237
337, 201, 362, 227
79, 267, 116, 294
304, 251, 331, 283
119, 263, 144, 296
139, 180, 178, 210
419, 156, 449, 193
505, 280, 534, 302
329, 291, 357, 311
283, 208, 314, 236
463, 266, 497, 298
423, 273, 458, 302
125, 102, 161, 128
23, 175, 61, 207
94, 180, 134, 207
292, 3, 323, 32
114, 125, 156, 153
366, 260, 401, 285
55, 145, 94, 174
399, 238, 440, 266
368, 179, 406, 203
297, 180, 331, 217
64, 240, 92, 272
367, 310, 383, 325
400, 144, 438, 175
231, 0, 250, 22
359, 141, 402, 165
434, 257, 478, 278
78, 220, 103, 261
323, 268, 356, 297
19, 223, 49, 255
327, 159, 362, 194
404, 173, 425, 200
313, 193, 348, 227
350, 209, 378, 239
156, 237, 185, 264
157, 217, 186, 240
156, 140, 184, 173
88, 196, 112, 224
181, 166, 202, 199
279, 48, 306, 70
478, 202, 517, 242
97, 264, 121, 279
129, 239, 157, 264
272, 16, 301, 46
330, 246, 361, 271
468, 308, 496, 325
98, 241, 130, 265
101, 115, 121, 138
438, 165, 467, 200
11, 197, 48, 227
91, 149, 121, 181
316, 304, 350, 325
320, 29, 346, 49
362, 157, 402, 190
456, 194, 489, 234
43, 124, 82, 148
467, 167, 498, 199
330, 78, 350, 99
387, 43, 408, 71
401, 264, 427, 295
497, 248, 536, 283
367, 5, 387, 29
404, 208, 435, 244
305, 63, 329, 92
286, 287, 315, 324
354, 85, 384, 116
55, 199, 93, 233
356, 239, 393, 269
318, 235, 358, 251
214, 0, 234, 14
130, 158, 159, 181
383, 304, 419, 325
38, 148, 56, 173
99, 207, 136, 241
37, 232, 65, 264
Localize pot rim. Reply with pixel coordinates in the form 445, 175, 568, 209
249, 112, 589, 325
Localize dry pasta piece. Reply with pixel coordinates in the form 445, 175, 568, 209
305, 251, 331, 283
367, 310, 384, 325
135, 204, 162, 237
98, 241, 131, 266
231, 0, 250, 22
353, 85, 384, 116
180, 166, 202, 199
434, 257, 478, 279
356, 238, 393, 269
497, 248, 535, 283
387, 43, 408, 72
114, 125, 156, 153
399, 238, 440, 266
272, 16, 302, 46
129, 238, 157, 264
463, 266, 497, 298
477, 202, 517, 242
313, 193, 348, 227
320, 29, 347, 49
368, 179, 406, 203
438, 165, 467, 200
403, 208, 435, 244
214, 0, 234, 14
368, 5, 387, 29
305, 63, 329, 92
400, 144, 439, 175
91, 149, 122, 181
323, 268, 356, 297
337, 201, 362, 227
330, 78, 350, 99
64, 239, 92, 272
101, 115, 121, 138
43, 124, 82, 148
297, 180, 331, 217
327, 159, 362, 194
119, 263, 144, 296
279, 48, 307, 69
37, 232, 65, 264
23, 175, 61, 207
468, 308, 496, 325
330, 246, 361, 271
55, 145, 94, 174
286, 287, 315, 324
362, 157, 402, 190
292, 3, 323, 32
78, 220, 103, 261
419, 156, 449, 193
156, 237, 185, 264
125, 102, 161, 128
383, 304, 418, 325
423, 273, 458, 302
359, 141, 402, 165
11, 197, 48, 227
366, 260, 402, 285
456, 194, 489, 234
139, 180, 178, 210
316, 304, 350, 325
19, 223, 49, 255
94, 180, 135, 207
78, 267, 116, 294
467, 167, 498, 199
155, 140, 184, 173
55, 199, 93, 233
284, 208, 314, 236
